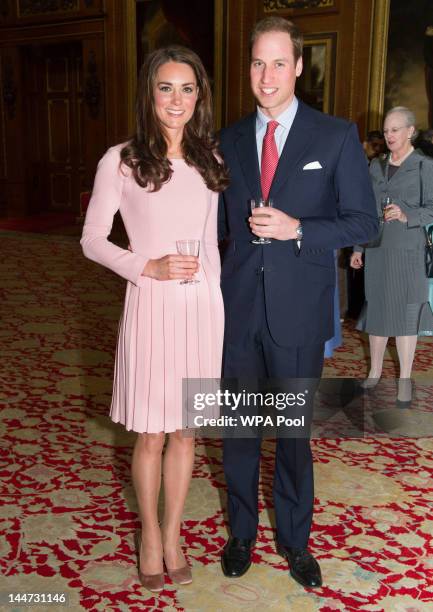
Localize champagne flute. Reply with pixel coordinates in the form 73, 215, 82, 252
381, 196, 392, 224
250, 198, 273, 245
176, 239, 200, 285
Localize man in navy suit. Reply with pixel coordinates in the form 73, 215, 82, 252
218, 16, 378, 588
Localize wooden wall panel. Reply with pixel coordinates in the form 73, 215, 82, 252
104, 0, 136, 145
48, 99, 71, 163
51, 172, 71, 207
22, 45, 44, 215
0, 47, 27, 215
0, 9, 107, 215
21, 42, 86, 212
0, 54, 8, 216
81, 36, 105, 188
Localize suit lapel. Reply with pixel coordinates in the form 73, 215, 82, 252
270, 101, 316, 199
379, 156, 388, 180
234, 114, 262, 200
398, 150, 421, 173
386, 150, 420, 182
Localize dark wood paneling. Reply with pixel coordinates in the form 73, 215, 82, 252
82, 36, 105, 188
22, 42, 87, 212
48, 99, 71, 163
225, 0, 259, 124
0, 8, 108, 216
104, 0, 135, 145
0, 19, 104, 46
0, 47, 27, 215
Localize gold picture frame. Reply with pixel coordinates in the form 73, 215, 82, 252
263, 0, 338, 16
367, 0, 391, 131
296, 34, 336, 115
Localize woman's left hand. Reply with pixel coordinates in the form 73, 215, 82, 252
384, 204, 407, 223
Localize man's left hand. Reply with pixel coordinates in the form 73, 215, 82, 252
249, 208, 300, 240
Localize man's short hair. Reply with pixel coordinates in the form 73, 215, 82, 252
366, 130, 384, 141
250, 16, 303, 62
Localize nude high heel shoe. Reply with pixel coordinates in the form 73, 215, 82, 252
134, 530, 164, 593
165, 562, 192, 585
164, 546, 192, 585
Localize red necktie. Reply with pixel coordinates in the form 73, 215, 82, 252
261, 120, 279, 200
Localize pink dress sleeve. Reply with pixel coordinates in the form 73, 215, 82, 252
203, 190, 221, 278
80, 146, 148, 285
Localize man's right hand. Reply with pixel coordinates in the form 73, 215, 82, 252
350, 252, 363, 269
142, 255, 199, 281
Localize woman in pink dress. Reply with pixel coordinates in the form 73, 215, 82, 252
81, 46, 228, 592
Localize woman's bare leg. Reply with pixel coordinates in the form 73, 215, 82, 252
161, 430, 195, 568
131, 432, 165, 574
363, 334, 389, 385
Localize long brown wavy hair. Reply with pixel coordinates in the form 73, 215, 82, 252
121, 46, 229, 192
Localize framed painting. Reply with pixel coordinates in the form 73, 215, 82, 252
296, 34, 336, 114
369, 0, 431, 131
263, 0, 338, 16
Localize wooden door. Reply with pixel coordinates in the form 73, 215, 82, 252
23, 42, 85, 214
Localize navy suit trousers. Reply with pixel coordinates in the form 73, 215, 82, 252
222, 274, 324, 548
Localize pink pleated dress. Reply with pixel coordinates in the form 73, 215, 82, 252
81, 145, 224, 433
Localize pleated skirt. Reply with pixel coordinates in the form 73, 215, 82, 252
109, 261, 224, 433
356, 247, 433, 337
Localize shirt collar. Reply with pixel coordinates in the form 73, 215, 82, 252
256, 97, 298, 133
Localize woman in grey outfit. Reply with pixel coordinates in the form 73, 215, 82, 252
351, 107, 433, 407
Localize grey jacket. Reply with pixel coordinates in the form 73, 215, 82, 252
355, 149, 433, 252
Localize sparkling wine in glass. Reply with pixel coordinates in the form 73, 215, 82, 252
381, 196, 392, 224
250, 198, 273, 245
176, 239, 200, 285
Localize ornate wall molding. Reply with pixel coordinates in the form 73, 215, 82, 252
84, 51, 100, 119
2, 57, 17, 119
18, 0, 78, 16
264, 0, 334, 11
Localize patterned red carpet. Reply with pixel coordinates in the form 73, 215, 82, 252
1, 231, 433, 611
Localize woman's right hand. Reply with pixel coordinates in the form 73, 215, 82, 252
142, 255, 199, 281
350, 252, 363, 269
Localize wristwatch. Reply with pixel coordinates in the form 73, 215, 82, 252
295, 222, 303, 241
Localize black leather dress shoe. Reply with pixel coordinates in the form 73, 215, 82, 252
221, 537, 255, 577
277, 543, 322, 588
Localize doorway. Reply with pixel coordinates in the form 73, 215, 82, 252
22, 41, 85, 215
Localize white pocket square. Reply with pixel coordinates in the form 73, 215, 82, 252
303, 161, 323, 170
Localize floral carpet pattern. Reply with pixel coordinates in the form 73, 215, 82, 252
1, 231, 433, 611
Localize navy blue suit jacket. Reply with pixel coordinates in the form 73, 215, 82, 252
218, 101, 379, 347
